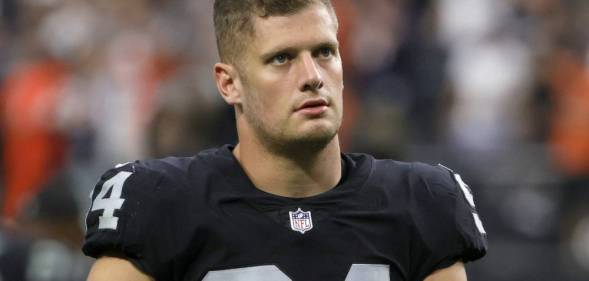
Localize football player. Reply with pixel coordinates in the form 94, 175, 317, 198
84, 0, 487, 280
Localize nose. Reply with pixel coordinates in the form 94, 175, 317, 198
299, 53, 324, 92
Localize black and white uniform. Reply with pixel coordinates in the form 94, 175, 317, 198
83, 145, 487, 281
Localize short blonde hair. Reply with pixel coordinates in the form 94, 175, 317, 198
213, 0, 337, 65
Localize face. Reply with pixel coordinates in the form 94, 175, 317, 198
236, 3, 343, 150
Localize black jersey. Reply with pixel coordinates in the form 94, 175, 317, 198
83, 145, 487, 281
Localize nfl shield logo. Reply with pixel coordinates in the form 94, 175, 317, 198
289, 208, 313, 234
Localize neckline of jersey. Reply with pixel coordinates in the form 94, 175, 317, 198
215, 144, 374, 204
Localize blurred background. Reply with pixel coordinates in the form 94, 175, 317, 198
0, 0, 588, 280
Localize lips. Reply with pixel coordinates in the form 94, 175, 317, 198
295, 98, 329, 117
296, 98, 328, 111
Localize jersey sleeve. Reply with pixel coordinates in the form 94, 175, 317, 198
82, 162, 174, 279
408, 163, 487, 281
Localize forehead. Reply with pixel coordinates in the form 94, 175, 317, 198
249, 4, 338, 54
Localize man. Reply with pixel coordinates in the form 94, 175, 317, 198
83, 1, 487, 280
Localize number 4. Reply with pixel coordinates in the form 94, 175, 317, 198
91, 171, 132, 230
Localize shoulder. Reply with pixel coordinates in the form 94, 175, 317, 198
113, 145, 229, 188
82, 146, 231, 277
83, 158, 192, 254
83, 147, 228, 252
407, 162, 461, 200
343, 154, 462, 215
373, 158, 454, 184
86, 146, 230, 221
364, 156, 458, 196
367, 158, 471, 220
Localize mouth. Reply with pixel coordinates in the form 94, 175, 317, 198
297, 98, 329, 110
295, 98, 329, 116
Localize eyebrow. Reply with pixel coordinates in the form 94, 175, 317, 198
259, 41, 339, 62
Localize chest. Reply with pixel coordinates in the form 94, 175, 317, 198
178, 200, 413, 281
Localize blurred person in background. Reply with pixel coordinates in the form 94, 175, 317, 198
0, 0, 71, 223
0, 173, 92, 281
543, 2, 589, 278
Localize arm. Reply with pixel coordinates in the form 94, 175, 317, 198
87, 257, 154, 281
424, 262, 467, 281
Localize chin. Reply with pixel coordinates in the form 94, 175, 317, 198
255, 118, 340, 154
290, 125, 338, 149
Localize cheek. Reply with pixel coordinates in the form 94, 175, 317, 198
332, 59, 344, 87
255, 76, 293, 111
243, 83, 287, 123
321, 59, 344, 89
327, 63, 344, 97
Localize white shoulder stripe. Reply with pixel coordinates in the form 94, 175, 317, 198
473, 213, 486, 234
453, 173, 475, 208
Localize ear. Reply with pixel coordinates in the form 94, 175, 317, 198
214, 62, 243, 105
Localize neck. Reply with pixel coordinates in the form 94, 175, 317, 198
233, 135, 342, 198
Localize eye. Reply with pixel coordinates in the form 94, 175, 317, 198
317, 47, 334, 59
270, 53, 290, 65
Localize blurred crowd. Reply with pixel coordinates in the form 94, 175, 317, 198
0, 0, 588, 280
